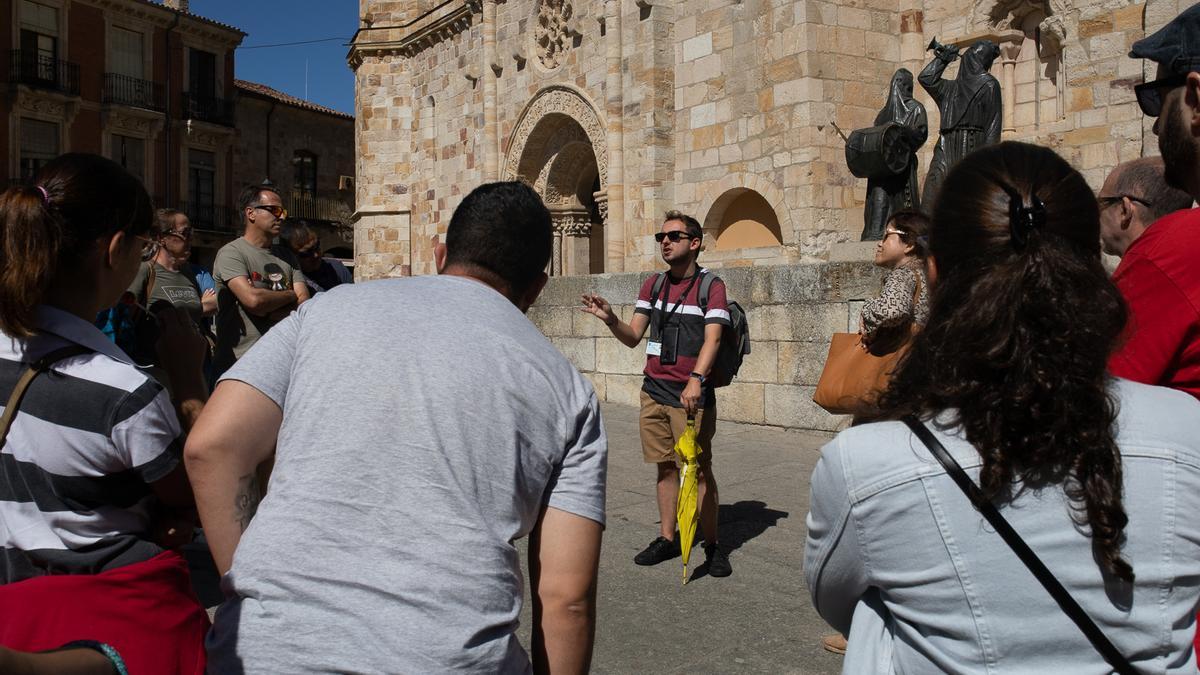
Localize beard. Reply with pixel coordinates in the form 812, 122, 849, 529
1159, 102, 1200, 195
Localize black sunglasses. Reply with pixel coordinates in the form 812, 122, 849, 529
1134, 73, 1188, 117
654, 231, 694, 243
296, 245, 322, 259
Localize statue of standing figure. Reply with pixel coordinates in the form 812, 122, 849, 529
860, 69, 928, 241
919, 39, 1002, 208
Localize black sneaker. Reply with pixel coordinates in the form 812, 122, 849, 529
705, 543, 732, 577
634, 536, 681, 566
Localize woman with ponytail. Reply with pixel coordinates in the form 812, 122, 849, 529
0, 155, 210, 673
805, 142, 1200, 672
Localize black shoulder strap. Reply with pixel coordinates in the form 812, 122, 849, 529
0, 345, 93, 449
649, 272, 667, 340
901, 416, 1137, 675
698, 271, 714, 313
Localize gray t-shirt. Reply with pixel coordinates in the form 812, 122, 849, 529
207, 275, 608, 673
128, 261, 204, 323
213, 236, 305, 370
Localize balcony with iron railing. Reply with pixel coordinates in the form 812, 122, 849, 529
180, 92, 234, 127
283, 189, 354, 224
8, 50, 80, 96
181, 201, 236, 233
103, 73, 164, 111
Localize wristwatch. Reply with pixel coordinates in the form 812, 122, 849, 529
689, 372, 706, 385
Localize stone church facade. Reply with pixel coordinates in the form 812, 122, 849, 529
347, 0, 1187, 431
348, 0, 1182, 280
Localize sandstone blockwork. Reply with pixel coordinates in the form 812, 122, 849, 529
349, 0, 1179, 282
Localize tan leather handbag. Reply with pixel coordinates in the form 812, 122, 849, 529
813, 275, 922, 416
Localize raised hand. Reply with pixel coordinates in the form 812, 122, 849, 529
580, 293, 615, 326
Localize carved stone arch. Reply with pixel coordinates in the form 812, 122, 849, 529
505, 86, 608, 276
504, 85, 607, 191
544, 141, 597, 206
697, 173, 796, 248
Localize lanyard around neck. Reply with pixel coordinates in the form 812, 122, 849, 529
654, 270, 701, 338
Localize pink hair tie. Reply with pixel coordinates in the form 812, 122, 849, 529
35, 186, 50, 207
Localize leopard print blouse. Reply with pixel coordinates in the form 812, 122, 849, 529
859, 258, 930, 338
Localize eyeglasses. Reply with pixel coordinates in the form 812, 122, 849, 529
654, 231, 694, 243
253, 204, 288, 219
162, 228, 193, 241
883, 228, 910, 241
1134, 73, 1188, 117
1097, 194, 1152, 210
295, 245, 322, 259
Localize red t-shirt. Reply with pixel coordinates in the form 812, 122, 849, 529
1108, 207, 1200, 400
633, 269, 731, 407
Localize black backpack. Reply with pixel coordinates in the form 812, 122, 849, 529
649, 271, 750, 388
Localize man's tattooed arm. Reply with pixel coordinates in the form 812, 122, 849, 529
234, 473, 262, 531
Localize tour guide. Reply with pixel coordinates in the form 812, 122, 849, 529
581, 210, 733, 577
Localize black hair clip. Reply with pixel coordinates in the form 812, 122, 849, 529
1007, 191, 1046, 250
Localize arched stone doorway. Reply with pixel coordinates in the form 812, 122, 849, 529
505, 86, 608, 276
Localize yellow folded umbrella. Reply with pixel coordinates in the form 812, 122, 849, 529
675, 417, 700, 584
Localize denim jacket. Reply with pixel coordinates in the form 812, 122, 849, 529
805, 379, 1200, 673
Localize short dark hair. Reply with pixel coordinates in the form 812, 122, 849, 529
664, 210, 702, 240
280, 219, 316, 250
1113, 157, 1194, 221
444, 182, 552, 292
237, 184, 281, 223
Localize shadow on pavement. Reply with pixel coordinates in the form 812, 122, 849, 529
689, 500, 789, 582
717, 499, 789, 551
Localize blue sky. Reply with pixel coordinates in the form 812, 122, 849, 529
190, 0, 358, 115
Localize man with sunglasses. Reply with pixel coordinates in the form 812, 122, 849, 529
213, 184, 310, 376
1109, 10, 1200, 403
581, 210, 733, 578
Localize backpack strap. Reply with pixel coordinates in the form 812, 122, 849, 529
140, 261, 157, 305
698, 270, 716, 315
0, 345, 92, 449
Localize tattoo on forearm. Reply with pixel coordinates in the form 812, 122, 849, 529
233, 473, 262, 532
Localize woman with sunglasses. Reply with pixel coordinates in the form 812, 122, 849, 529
805, 142, 1200, 673
0, 154, 211, 672
859, 210, 931, 351
130, 209, 216, 324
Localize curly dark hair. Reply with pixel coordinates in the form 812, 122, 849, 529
878, 141, 1133, 582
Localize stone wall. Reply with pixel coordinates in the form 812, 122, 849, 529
528, 260, 885, 432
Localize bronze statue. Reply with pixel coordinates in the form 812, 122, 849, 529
919, 39, 1002, 207
854, 69, 928, 241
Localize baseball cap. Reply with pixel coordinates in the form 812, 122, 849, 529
1130, 3, 1200, 74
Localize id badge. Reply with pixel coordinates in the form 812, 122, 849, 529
646, 341, 662, 356
660, 325, 680, 365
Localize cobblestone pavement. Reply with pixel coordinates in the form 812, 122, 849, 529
515, 402, 846, 674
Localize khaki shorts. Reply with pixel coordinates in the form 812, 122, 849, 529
639, 391, 716, 466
